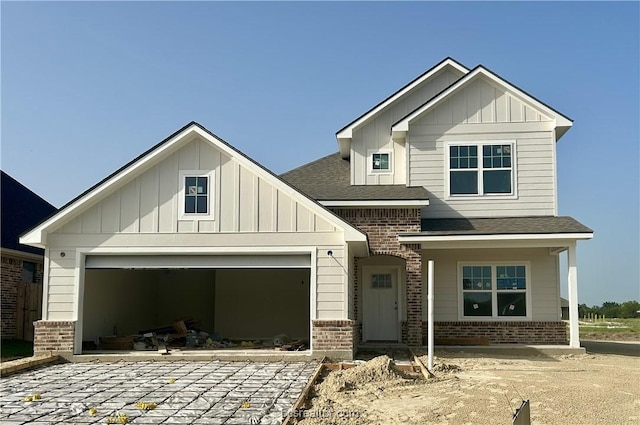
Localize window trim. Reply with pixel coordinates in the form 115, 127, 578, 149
367, 149, 393, 175
445, 141, 518, 200
457, 261, 532, 321
178, 170, 215, 220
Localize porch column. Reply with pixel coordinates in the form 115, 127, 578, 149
567, 241, 580, 348
405, 244, 423, 346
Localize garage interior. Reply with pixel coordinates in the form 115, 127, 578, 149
81, 255, 311, 353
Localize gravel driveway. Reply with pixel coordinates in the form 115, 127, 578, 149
0, 360, 318, 424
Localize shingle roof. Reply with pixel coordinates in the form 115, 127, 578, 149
1, 171, 57, 255
280, 153, 429, 201
417, 216, 593, 236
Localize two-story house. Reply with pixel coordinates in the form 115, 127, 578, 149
21, 58, 592, 360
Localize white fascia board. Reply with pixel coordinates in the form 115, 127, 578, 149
336, 59, 469, 140
20, 125, 197, 247
392, 67, 573, 133
338, 137, 351, 159
190, 127, 367, 243
398, 232, 594, 243
320, 199, 429, 207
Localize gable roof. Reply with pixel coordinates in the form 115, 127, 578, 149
391, 65, 574, 140
280, 153, 429, 205
20, 122, 368, 248
1, 171, 57, 255
335, 57, 469, 158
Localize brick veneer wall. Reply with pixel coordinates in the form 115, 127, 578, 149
1, 255, 44, 339
431, 321, 567, 345
312, 320, 356, 354
33, 321, 75, 354
334, 208, 423, 346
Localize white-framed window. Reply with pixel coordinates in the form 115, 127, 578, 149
458, 262, 531, 320
178, 170, 214, 219
368, 150, 393, 174
447, 142, 516, 197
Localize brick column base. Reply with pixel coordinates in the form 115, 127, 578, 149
312, 320, 356, 360
33, 321, 75, 354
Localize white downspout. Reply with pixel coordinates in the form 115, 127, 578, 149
427, 259, 435, 370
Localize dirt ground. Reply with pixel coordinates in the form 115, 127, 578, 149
293, 352, 640, 425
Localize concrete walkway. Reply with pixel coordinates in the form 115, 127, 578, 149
0, 360, 318, 424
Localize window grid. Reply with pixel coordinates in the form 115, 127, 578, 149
372, 273, 392, 289
372, 153, 390, 171
461, 264, 527, 318
184, 176, 209, 214
448, 143, 514, 196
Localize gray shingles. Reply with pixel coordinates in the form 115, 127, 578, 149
280, 153, 429, 201
417, 216, 593, 235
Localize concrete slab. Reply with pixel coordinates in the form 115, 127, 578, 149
0, 360, 318, 424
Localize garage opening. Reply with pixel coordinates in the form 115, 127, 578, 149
81, 255, 311, 353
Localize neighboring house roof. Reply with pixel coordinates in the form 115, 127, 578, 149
1, 171, 57, 256
391, 65, 574, 141
561, 298, 569, 308
418, 216, 593, 236
20, 122, 368, 248
280, 153, 429, 206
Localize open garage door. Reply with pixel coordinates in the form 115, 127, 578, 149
82, 254, 311, 353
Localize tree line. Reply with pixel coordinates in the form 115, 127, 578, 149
578, 301, 640, 319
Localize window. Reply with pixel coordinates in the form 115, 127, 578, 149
449, 143, 514, 196
185, 176, 208, 214
369, 151, 392, 174
179, 170, 214, 218
22, 261, 35, 283
460, 263, 528, 318
372, 273, 392, 289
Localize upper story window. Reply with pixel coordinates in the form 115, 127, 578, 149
179, 170, 214, 219
369, 150, 393, 174
448, 142, 515, 197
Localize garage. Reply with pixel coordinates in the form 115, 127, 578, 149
81, 254, 311, 353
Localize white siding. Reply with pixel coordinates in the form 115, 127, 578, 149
407, 78, 556, 218
423, 248, 560, 322
52, 137, 339, 235
44, 233, 350, 322
351, 69, 462, 185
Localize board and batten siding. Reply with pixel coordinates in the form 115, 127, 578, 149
54, 137, 339, 235
408, 78, 556, 218
423, 248, 561, 322
351, 68, 464, 186
43, 135, 352, 323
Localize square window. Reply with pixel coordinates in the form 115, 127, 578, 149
483, 170, 512, 194
450, 171, 478, 195
372, 153, 391, 171
463, 292, 492, 316
497, 292, 526, 316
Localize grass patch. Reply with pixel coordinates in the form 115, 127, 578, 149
576, 318, 640, 333
1, 339, 34, 361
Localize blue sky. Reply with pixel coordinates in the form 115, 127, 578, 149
2, 2, 638, 306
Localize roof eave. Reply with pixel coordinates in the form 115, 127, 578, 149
320, 199, 429, 207
398, 232, 594, 243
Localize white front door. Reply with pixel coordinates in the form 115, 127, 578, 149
363, 267, 399, 341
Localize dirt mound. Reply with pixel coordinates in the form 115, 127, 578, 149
318, 356, 410, 396
431, 361, 461, 373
